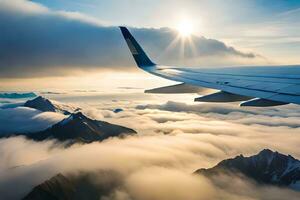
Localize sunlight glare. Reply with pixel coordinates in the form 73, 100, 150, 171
176, 19, 194, 37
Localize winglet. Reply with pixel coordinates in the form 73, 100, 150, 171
119, 26, 155, 68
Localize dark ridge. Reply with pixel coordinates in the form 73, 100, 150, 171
24, 96, 71, 115
23, 171, 121, 200
195, 149, 300, 189
27, 112, 137, 143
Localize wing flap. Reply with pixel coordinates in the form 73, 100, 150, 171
240, 98, 289, 107
152, 66, 300, 105
195, 91, 252, 102
145, 83, 207, 94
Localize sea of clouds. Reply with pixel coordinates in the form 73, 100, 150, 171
0, 92, 300, 200
0, 0, 299, 199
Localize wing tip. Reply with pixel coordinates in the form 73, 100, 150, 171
119, 25, 155, 68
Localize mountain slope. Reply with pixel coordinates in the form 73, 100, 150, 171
27, 112, 136, 143
195, 149, 300, 190
23, 174, 75, 200
24, 96, 76, 115
23, 172, 119, 200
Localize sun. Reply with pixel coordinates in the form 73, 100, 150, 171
176, 20, 194, 37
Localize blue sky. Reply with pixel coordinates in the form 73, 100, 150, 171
0, 0, 299, 84
30, 0, 300, 62
31, 0, 300, 27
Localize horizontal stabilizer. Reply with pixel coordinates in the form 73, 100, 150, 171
145, 83, 205, 94
194, 91, 251, 102
240, 98, 289, 107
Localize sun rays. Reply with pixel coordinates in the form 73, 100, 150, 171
159, 18, 199, 65
176, 19, 194, 37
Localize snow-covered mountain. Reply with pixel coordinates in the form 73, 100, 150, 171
24, 96, 77, 115
27, 112, 136, 143
195, 149, 300, 190
23, 150, 300, 200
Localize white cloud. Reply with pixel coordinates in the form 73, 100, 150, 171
0, 0, 49, 14
0, 0, 261, 78
0, 107, 65, 134
0, 87, 300, 200
1, 130, 300, 199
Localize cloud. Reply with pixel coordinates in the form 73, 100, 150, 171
136, 101, 300, 128
0, 95, 300, 199
124, 167, 215, 200
207, 173, 300, 200
0, 107, 65, 134
0, 0, 48, 14
1, 131, 300, 200
0, 0, 261, 78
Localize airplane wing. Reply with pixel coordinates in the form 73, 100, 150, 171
120, 26, 300, 107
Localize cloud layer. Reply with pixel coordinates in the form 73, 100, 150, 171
0, 107, 64, 134
0, 94, 300, 199
0, 0, 260, 78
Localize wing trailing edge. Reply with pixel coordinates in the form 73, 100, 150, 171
145, 83, 207, 94
240, 98, 289, 107
195, 91, 252, 102
119, 26, 299, 107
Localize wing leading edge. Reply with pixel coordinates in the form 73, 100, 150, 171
119, 26, 300, 107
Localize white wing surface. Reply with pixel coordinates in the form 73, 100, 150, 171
120, 27, 300, 107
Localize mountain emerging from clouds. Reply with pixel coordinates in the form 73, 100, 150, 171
24, 96, 77, 115
23, 172, 119, 200
26, 112, 136, 143
0, 96, 136, 143
195, 149, 300, 190
23, 174, 76, 200
23, 149, 300, 200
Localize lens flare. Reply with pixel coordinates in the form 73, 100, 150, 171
176, 20, 194, 37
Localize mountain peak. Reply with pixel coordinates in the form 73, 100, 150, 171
24, 96, 75, 115
27, 111, 137, 143
196, 149, 300, 190
58, 112, 89, 126
256, 149, 281, 160
70, 112, 87, 120
23, 173, 75, 200
34, 96, 46, 101
24, 96, 56, 112
23, 172, 112, 200
258, 149, 275, 156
